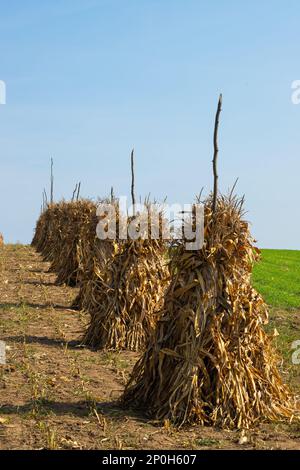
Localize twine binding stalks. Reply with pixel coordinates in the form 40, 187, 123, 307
122, 194, 299, 429
82, 204, 170, 351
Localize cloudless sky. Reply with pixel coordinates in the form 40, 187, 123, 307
0, 0, 299, 247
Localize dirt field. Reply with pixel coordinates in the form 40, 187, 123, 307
0, 245, 300, 450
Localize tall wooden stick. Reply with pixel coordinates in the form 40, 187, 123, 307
42, 191, 46, 212
72, 183, 78, 202
131, 149, 136, 216
43, 188, 48, 207
212, 94, 222, 213
50, 157, 54, 204
76, 182, 81, 201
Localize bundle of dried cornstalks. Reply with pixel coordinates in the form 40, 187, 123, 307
122, 195, 298, 429
82, 205, 169, 351
48, 200, 97, 286
32, 203, 60, 259
32, 200, 97, 286
72, 200, 116, 310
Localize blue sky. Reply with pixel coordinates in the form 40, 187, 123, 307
0, 0, 299, 247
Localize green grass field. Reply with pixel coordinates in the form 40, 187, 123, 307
253, 249, 300, 309
252, 249, 300, 394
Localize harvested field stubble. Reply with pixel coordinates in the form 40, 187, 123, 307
122, 195, 299, 429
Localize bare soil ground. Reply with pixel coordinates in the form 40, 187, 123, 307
0, 245, 300, 450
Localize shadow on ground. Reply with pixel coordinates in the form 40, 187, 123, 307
2, 335, 83, 349
0, 399, 149, 424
